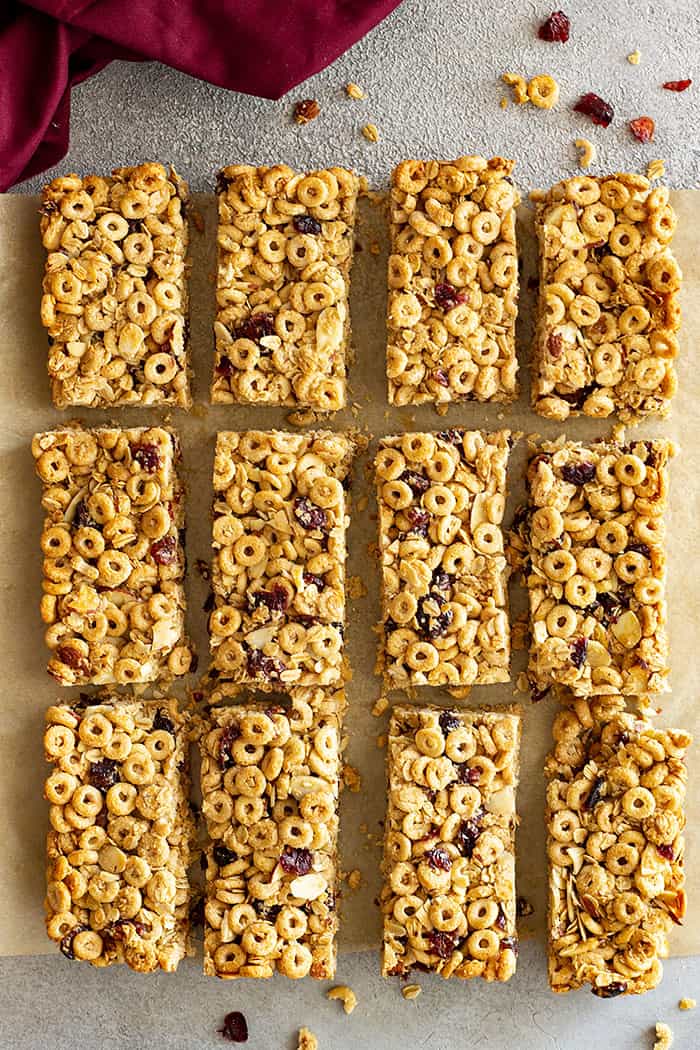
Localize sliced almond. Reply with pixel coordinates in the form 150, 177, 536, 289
470, 492, 489, 531
611, 610, 642, 648
586, 640, 611, 667
290, 872, 326, 900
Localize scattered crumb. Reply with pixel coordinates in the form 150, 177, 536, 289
347, 869, 362, 891
194, 558, 211, 581
356, 494, 369, 513
448, 686, 472, 700
647, 158, 666, 181
362, 123, 379, 142
347, 575, 367, 600
346, 82, 366, 100
369, 241, 381, 255
372, 695, 389, 717
343, 764, 362, 792
575, 137, 597, 169
287, 407, 322, 427
511, 617, 529, 651
294, 99, 320, 124
326, 986, 358, 1015
376, 734, 387, 749
499, 97, 508, 110
191, 402, 208, 420
402, 984, 421, 1000
359, 822, 368, 834
627, 49, 641, 64
501, 72, 528, 104
653, 1022, 673, 1050
191, 209, 205, 234
298, 1027, 318, 1050
528, 74, 560, 109
516, 672, 530, 694
679, 998, 696, 1011
435, 403, 448, 416
517, 896, 534, 917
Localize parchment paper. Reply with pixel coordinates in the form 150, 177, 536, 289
0, 190, 697, 959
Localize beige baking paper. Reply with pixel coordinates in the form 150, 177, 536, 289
0, 189, 697, 960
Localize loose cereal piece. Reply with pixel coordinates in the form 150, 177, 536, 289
347, 869, 362, 890
346, 82, 365, 100
502, 73, 529, 104
294, 100, 321, 124
212, 165, 359, 410
372, 695, 390, 717
209, 430, 355, 687
362, 124, 379, 142
654, 1024, 674, 1050
679, 999, 696, 1010
512, 434, 674, 697
298, 1028, 319, 1050
40, 164, 191, 409
201, 702, 341, 979
531, 173, 681, 423
528, 75, 560, 109
647, 159, 666, 181
326, 985, 357, 1013
32, 426, 192, 686
44, 696, 194, 971
628, 49, 642, 64
375, 429, 513, 689
386, 156, 520, 407
575, 138, 597, 169
402, 984, 422, 1000
545, 695, 691, 996
381, 704, 522, 981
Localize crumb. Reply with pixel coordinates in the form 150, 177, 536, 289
369, 241, 380, 255
501, 72, 528, 104
362, 123, 379, 142
499, 97, 508, 109
647, 158, 666, 181
359, 822, 368, 834
372, 695, 389, 717
679, 999, 696, 1010
194, 558, 210, 581
435, 403, 448, 416
575, 137, 596, 169
347, 575, 367, 600
343, 764, 361, 792
357, 494, 369, 513
326, 986, 357, 1015
517, 896, 534, 917
376, 734, 387, 749
298, 1028, 318, 1050
402, 984, 421, 1000
294, 99, 320, 124
654, 1022, 673, 1050
191, 209, 205, 234
448, 686, 472, 700
511, 616, 529, 651
516, 672, 530, 694
287, 407, 321, 427
346, 82, 365, 100
347, 869, 362, 891
627, 49, 641, 64
191, 402, 208, 420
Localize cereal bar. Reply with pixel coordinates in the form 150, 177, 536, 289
531, 174, 681, 422
381, 704, 521, 981
40, 163, 191, 409
512, 434, 673, 697
201, 700, 342, 979
32, 426, 192, 686
212, 164, 359, 409
209, 430, 354, 687
44, 696, 194, 972
546, 695, 691, 996
375, 429, 513, 688
386, 156, 520, 406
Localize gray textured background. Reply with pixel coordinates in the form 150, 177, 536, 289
5, 0, 700, 1046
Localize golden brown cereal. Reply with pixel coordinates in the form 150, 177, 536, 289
32, 426, 191, 686
381, 704, 522, 981
512, 434, 674, 697
654, 1024, 674, 1050
528, 75, 560, 109
647, 159, 666, 181
575, 138, 597, 169
362, 123, 379, 142
372, 696, 390, 717
545, 695, 691, 996
298, 1028, 319, 1050
501, 73, 528, 104
679, 999, 696, 1010
40, 164, 191, 409
386, 156, 520, 406
346, 82, 366, 100
401, 984, 422, 1000
531, 173, 681, 423
326, 985, 358, 1013
44, 696, 194, 972
628, 49, 642, 64
212, 164, 359, 410
209, 430, 355, 687
376, 429, 514, 689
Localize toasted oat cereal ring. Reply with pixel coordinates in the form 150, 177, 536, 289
531, 507, 563, 542
605, 842, 640, 876
119, 189, 150, 219
545, 605, 578, 639
213, 942, 245, 975
467, 928, 500, 960
44, 770, 78, 805
473, 521, 503, 555
564, 574, 597, 607
279, 942, 313, 979
622, 786, 656, 820
609, 222, 641, 257
276, 906, 308, 941
466, 899, 499, 931
634, 578, 663, 605
144, 352, 178, 385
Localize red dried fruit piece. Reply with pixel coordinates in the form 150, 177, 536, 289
629, 116, 655, 143
574, 92, 614, 127
56, 645, 89, 676
663, 79, 692, 92
150, 535, 177, 565
294, 98, 320, 124
406, 507, 430, 535
433, 367, 450, 387
219, 723, 240, 769
234, 312, 275, 343
279, 846, 313, 875
570, 637, 588, 669
247, 584, 290, 613
293, 215, 322, 235
656, 843, 675, 861
400, 469, 430, 495
216, 355, 235, 376
88, 758, 119, 793
425, 846, 452, 871
584, 776, 605, 811
302, 571, 326, 591
456, 817, 481, 856
592, 981, 627, 998
436, 429, 464, 445
73, 500, 97, 529
500, 935, 519, 956
213, 843, 238, 867
152, 709, 174, 734
60, 924, 88, 960
131, 443, 161, 472
218, 1011, 249, 1043
439, 710, 461, 734
547, 333, 564, 358
246, 648, 285, 681
434, 282, 466, 310
293, 496, 328, 532
561, 461, 596, 485
538, 10, 570, 42
427, 929, 457, 959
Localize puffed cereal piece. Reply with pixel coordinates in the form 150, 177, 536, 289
209, 430, 355, 687
43, 696, 194, 972
32, 426, 192, 686
375, 429, 514, 689
386, 156, 520, 407
512, 433, 674, 697
200, 700, 342, 980
545, 695, 691, 997
381, 704, 522, 981
212, 164, 359, 410
531, 173, 681, 423
40, 164, 191, 409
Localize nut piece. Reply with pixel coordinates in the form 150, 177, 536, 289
372, 696, 389, 717
574, 137, 596, 168
502, 72, 528, 103
298, 1028, 319, 1050
402, 984, 422, 1000
647, 158, 666, 181
347, 869, 362, 890
654, 1022, 673, 1050
294, 99, 320, 124
679, 999, 696, 1010
343, 764, 362, 792
362, 123, 379, 142
528, 74, 560, 109
611, 610, 642, 649
346, 82, 365, 100
326, 985, 358, 1015
627, 49, 641, 64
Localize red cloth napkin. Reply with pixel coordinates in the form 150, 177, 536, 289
0, 0, 402, 190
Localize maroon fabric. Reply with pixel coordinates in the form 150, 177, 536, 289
0, 0, 402, 190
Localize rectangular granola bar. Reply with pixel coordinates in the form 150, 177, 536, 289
209, 429, 354, 687
386, 155, 520, 406
375, 429, 512, 688
513, 434, 673, 697
201, 699, 342, 979
32, 426, 193, 686
40, 163, 191, 409
212, 164, 359, 409
44, 696, 194, 972
545, 694, 691, 996
381, 703, 521, 981
531, 173, 681, 423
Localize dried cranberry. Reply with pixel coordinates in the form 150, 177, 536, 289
433, 368, 450, 387
254, 901, 281, 923
213, 843, 238, 867
434, 282, 466, 311
59, 924, 87, 960
131, 443, 161, 472
416, 593, 453, 640
538, 10, 570, 42
657, 843, 675, 861
293, 214, 322, 235
280, 846, 313, 876
456, 818, 480, 857
500, 935, 519, 956
627, 541, 651, 558
109, 918, 148, 940
427, 930, 457, 959
400, 469, 430, 496
629, 116, 655, 143
406, 507, 431, 535
458, 764, 481, 785
574, 92, 614, 127
495, 906, 507, 930
663, 79, 692, 92
531, 686, 551, 703
570, 637, 588, 669
592, 981, 627, 998
248, 584, 290, 613
234, 312, 275, 343
293, 497, 328, 532
593, 590, 627, 625
436, 429, 463, 445
439, 710, 461, 734
584, 776, 605, 811
302, 572, 326, 591
431, 569, 452, 592
216, 354, 235, 376
73, 500, 96, 529
152, 709, 174, 734
88, 758, 119, 793
246, 649, 285, 681
547, 333, 564, 359
424, 846, 452, 871
561, 461, 596, 486
218, 1011, 249, 1042
219, 724, 240, 769
150, 535, 177, 565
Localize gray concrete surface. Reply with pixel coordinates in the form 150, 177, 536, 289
4, 0, 700, 1046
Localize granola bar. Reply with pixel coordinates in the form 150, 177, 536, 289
531, 174, 681, 422
381, 704, 521, 980
44, 696, 194, 972
32, 426, 192, 686
545, 695, 691, 996
212, 164, 359, 410
375, 429, 513, 688
209, 430, 354, 687
201, 700, 342, 979
512, 434, 673, 697
386, 156, 520, 406
40, 164, 191, 409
